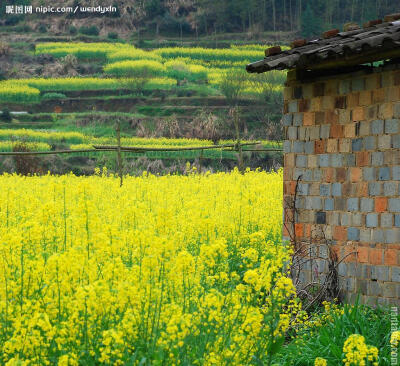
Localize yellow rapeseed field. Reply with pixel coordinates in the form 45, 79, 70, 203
0, 169, 300, 365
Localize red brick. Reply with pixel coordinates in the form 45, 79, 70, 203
363, 19, 382, 28
336, 168, 347, 182
367, 105, 378, 120
350, 167, 362, 182
323, 28, 339, 39
359, 90, 372, 106
283, 102, 288, 114
342, 182, 352, 196
385, 249, 398, 266
315, 140, 325, 154
326, 110, 339, 124
366, 74, 381, 90
290, 181, 297, 195
310, 97, 322, 111
295, 223, 304, 238
375, 197, 388, 212
303, 112, 315, 126
352, 107, 365, 121
385, 87, 400, 102
291, 39, 307, 48
347, 93, 359, 108
335, 96, 346, 109
283, 225, 290, 237
344, 245, 357, 263
378, 103, 393, 119
304, 224, 312, 238
330, 124, 343, 138
372, 89, 385, 103
344, 124, 356, 138
322, 96, 335, 110
265, 46, 281, 56
358, 182, 368, 197
327, 139, 338, 153
324, 168, 335, 183
370, 249, 383, 265
356, 151, 370, 166
284, 153, 295, 167
298, 99, 310, 112
315, 111, 325, 124
333, 226, 347, 241
357, 246, 369, 263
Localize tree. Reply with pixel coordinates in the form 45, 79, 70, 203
301, 3, 322, 39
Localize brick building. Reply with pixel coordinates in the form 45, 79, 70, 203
247, 15, 400, 306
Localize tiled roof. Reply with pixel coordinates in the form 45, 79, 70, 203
246, 13, 400, 73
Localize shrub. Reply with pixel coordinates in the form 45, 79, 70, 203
108, 31, 118, 39
38, 23, 47, 33
78, 25, 99, 36
0, 108, 12, 123
69, 25, 77, 35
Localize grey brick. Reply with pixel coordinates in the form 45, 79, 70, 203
335, 198, 346, 211
293, 168, 304, 180
320, 184, 330, 196
360, 228, 371, 242
293, 141, 305, 153
383, 182, 397, 196
296, 155, 307, 168
344, 153, 356, 167
378, 135, 391, 149
359, 121, 370, 136
371, 266, 389, 282
287, 126, 297, 140
356, 264, 369, 278
330, 212, 340, 225
304, 141, 314, 154
320, 125, 330, 139
310, 126, 320, 140
393, 166, 400, 180
288, 100, 298, 113
395, 214, 400, 227
293, 113, 303, 126
392, 267, 400, 282
340, 213, 349, 226
388, 198, 400, 212
392, 134, 400, 148
381, 213, 393, 227
366, 213, 378, 227
385, 229, 400, 244
324, 198, 334, 211
298, 127, 307, 140
347, 227, 360, 241
368, 281, 383, 297
378, 167, 390, 181
383, 283, 397, 298
360, 198, 374, 212
347, 198, 359, 211
282, 114, 293, 126
371, 119, 384, 134
302, 169, 312, 181
297, 183, 309, 195
368, 182, 381, 196
350, 213, 363, 226
363, 136, 376, 150
283, 141, 291, 153
313, 169, 322, 181
371, 152, 384, 166
347, 263, 357, 277
305, 197, 322, 210
332, 183, 342, 196
295, 197, 304, 209
372, 229, 384, 243
319, 154, 329, 167
352, 138, 363, 152
338, 262, 347, 277
363, 167, 375, 181
352, 78, 365, 91
339, 79, 351, 94
331, 154, 343, 167
385, 119, 399, 134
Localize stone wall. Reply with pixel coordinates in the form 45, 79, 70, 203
282, 65, 400, 306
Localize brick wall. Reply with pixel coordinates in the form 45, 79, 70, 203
283, 65, 400, 306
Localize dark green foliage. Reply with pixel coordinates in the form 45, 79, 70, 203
42, 93, 67, 100
69, 25, 77, 35
38, 23, 47, 33
1, 108, 12, 123
301, 3, 323, 39
78, 26, 99, 36
107, 31, 118, 39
